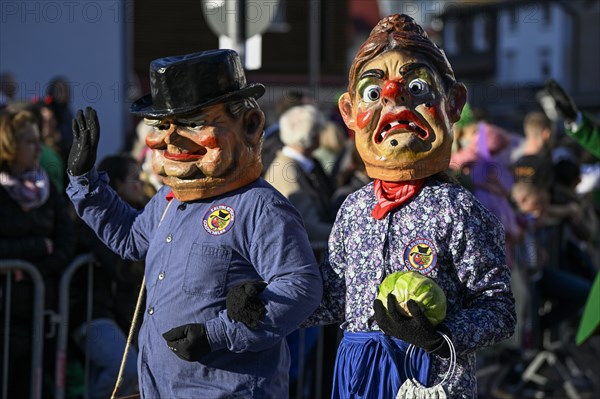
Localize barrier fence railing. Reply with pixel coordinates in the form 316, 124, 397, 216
0, 260, 45, 399
54, 253, 97, 399
3, 245, 335, 399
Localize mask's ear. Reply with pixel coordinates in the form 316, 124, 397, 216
244, 108, 265, 145
338, 92, 356, 130
446, 82, 468, 124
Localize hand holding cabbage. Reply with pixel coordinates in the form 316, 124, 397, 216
373, 271, 451, 357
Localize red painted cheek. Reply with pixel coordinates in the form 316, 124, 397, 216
198, 135, 218, 148
424, 104, 441, 120
381, 80, 400, 99
356, 109, 373, 129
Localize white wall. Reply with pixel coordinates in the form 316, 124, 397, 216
497, 3, 572, 87
0, 0, 130, 161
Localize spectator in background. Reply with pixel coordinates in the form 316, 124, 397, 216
263, 104, 337, 399
512, 112, 555, 190
511, 177, 593, 332
28, 102, 67, 192
312, 120, 347, 178
0, 107, 74, 397
331, 141, 371, 211
450, 122, 521, 266
261, 90, 314, 175
551, 154, 598, 278
6, 102, 66, 193
70, 154, 146, 399
130, 120, 164, 198
0, 72, 17, 107
544, 79, 600, 159
46, 76, 75, 158
264, 104, 335, 244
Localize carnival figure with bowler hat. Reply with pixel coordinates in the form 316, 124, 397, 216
66, 49, 322, 398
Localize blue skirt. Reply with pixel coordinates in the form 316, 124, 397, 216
332, 331, 430, 399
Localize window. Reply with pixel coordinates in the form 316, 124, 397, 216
473, 13, 489, 52
444, 18, 458, 55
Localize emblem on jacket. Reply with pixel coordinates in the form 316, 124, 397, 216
404, 238, 437, 274
203, 205, 235, 235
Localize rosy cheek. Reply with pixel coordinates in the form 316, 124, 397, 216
198, 135, 218, 148
424, 104, 439, 119
356, 109, 373, 130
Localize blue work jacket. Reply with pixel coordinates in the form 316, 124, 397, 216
68, 169, 323, 398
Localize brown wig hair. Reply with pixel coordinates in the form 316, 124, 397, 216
347, 14, 457, 95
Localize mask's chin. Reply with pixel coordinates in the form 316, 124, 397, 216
362, 135, 452, 182
164, 152, 262, 202
364, 155, 450, 181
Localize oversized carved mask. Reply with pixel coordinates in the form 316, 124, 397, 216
144, 103, 264, 201
339, 14, 467, 182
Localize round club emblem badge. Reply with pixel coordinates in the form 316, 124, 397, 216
403, 237, 437, 274
203, 205, 235, 236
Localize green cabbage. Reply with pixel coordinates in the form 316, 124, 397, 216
377, 271, 447, 326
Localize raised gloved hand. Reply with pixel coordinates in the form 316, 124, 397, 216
67, 106, 100, 176
162, 323, 211, 362
545, 79, 578, 123
373, 295, 451, 358
226, 280, 267, 329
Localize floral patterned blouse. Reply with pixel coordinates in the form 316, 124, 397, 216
305, 175, 516, 398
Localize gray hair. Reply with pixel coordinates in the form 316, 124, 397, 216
227, 98, 260, 118
279, 105, 326, 149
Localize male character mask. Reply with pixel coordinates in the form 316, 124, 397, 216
130, 50, 266, 201
144, 102, 264, 201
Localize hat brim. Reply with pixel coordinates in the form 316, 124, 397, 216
130, 83, 265, 118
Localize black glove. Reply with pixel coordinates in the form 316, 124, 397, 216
67, 106, 100, 176
162, 323, 211, 362
226, 280, 267, 329
545, 79, 578, 123
373, 295, 451, 358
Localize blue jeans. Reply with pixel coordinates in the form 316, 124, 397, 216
73, 318, 138, 399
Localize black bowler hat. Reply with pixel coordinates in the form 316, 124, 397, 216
131, 49, 265, 118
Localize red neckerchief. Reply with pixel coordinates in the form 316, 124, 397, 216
371, 179, 425, 220
165, 191, 175, 201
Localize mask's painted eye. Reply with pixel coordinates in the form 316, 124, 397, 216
158, 123, 170, 130
408, 79, 430, 96
362, 85, 382, 102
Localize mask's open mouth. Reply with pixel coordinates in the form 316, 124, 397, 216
164, 147, 208, 161
375, 110, 429, 144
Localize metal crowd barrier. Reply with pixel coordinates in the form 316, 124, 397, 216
2, 242, 337, 399
54, 253, 97, 399
290, 242, 335, 399
0, 260, 45, 399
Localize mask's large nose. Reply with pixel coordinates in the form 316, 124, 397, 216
145, 124, 170, 149
381, 80, 407, 105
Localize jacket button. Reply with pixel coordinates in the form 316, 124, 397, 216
166, 234, 172, 243
158, 272, 165, 280
147, 307, 154, 315
177, 203, 187, 211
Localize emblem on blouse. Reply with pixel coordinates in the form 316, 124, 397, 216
404, 237, 437, 274
203, 205, 235, 235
